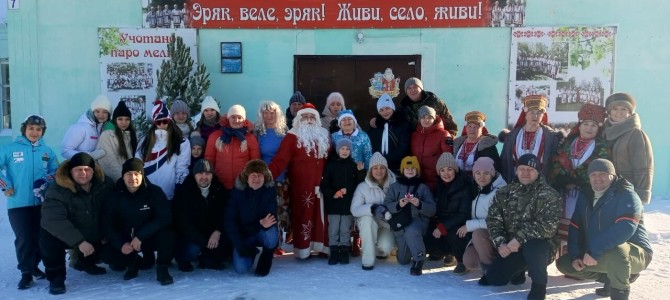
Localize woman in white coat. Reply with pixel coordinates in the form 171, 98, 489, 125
457, 157, 506, 275
350, 152, 396, 271
96, 101, 138, 181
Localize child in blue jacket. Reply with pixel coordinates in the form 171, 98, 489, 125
0, 115, 59, 289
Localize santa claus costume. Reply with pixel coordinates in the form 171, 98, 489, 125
269, 103, 330, 259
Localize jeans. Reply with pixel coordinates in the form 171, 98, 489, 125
232, 226, 278, 274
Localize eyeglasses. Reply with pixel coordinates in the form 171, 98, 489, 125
154, 119, 170, 126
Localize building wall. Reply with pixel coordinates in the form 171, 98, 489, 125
6, 0, 669, 198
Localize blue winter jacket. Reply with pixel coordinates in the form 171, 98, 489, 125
568, 177, 653, 260
0, 136, 59, 209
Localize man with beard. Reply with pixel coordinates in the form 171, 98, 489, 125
269, 103, 330, 259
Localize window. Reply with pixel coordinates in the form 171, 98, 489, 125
1, 59, 10, 129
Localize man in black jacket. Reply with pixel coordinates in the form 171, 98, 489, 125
40, 152, 114, 295
174, 159, 231, 271
102, 158, 174, 285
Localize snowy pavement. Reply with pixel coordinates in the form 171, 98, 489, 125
1, 195, 668, 300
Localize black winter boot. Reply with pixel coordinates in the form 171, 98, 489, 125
609, 288, 629, 300
511, 272, 527, 285
156, 264, 173, 285
527, 283, 547, 300
124, 255, 140, 280
328, 246, 340, 265
18, 273, 33, 289
33, 267, 46, 279
255, 248, 274, 277
48, 276, 66, 295
410, 260, 424, 276
595, 273, 611, 297
339, 246, 350, 265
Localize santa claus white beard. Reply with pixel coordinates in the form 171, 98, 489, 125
293, 121, 330, 159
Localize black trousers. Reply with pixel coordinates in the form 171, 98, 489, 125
107, 227, 175, 267
39, 228, 111, 281
425, 225, 469, 262
8, 205, 42, 274
486, 238, 553, 285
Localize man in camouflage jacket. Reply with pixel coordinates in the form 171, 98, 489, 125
483, 154, 561, 300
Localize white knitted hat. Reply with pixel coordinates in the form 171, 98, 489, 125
90, 95, 112, 112
227, 104, 246, 119
200, 96, 220, 114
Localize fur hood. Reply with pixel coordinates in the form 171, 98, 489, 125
233, 176, 275, 190
603, 113, 642, 141
54, 159, 106, 193
454, 134, 498, 151
498, 125, 565, 144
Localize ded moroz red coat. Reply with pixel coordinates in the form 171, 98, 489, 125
268, 130, 329, 259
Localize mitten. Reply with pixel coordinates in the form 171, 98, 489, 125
373, 204, 389, 220
33, 178, 48, 201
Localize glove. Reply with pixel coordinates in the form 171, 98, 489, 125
237, 246, 259, 258
372, 204, 389, 220
33, 178, 48, 202
90, 149, 106, 160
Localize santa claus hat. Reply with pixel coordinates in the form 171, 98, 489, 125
296, 103, 320, 120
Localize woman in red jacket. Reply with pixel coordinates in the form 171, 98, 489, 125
205, 104, 260, 190
410, 106, 453, 192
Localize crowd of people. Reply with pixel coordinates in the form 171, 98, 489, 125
0, 78, 654, 300
145, 3, 189, 29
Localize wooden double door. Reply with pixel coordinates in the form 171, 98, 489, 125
294, 55, 421, 131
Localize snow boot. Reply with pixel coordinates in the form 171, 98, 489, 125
410, 260, 424, 276
511, 272, 527, 285
443, 254, 457, 267
453, 263, 467, 275
609, 288, 630, 300
595, 273, 611, 297
124, 255, 140, 280
527, 283, 547, 300
18, 272, 33, 289
255, 248, 274, 277
328, 246, 340, 265
156, 264, 173, 285
32, 267, 46, 279
478, 275, 490, 286
48, 276, 66, 295
80, 262, 107, 275
339, 246, 350, 265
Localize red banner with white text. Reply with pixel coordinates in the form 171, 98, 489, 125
185, 0, 497, 29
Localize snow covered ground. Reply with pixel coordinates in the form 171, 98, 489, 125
1, 195, 668, 300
